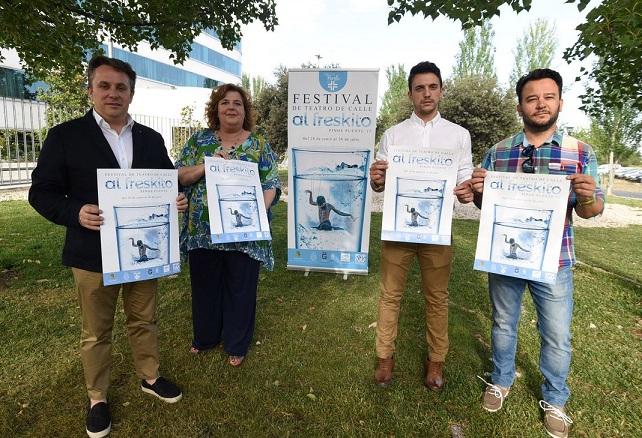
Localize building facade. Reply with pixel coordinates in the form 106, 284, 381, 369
0, 30, 241, 185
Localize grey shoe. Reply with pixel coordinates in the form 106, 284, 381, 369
478, 376, 510, 412
540, 401, 572, 438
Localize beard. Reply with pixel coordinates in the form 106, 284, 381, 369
522, 109, 560, 132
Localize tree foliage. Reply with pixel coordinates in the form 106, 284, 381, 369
452, 21, 496, 80
510, 18, 558, 86
440, 76, 520, 164
254, 65, 288, 158
568, 0, 642, 116
376, 64, 413, 143
36, 71, 90, 126
387, 0, 642, 114
253, 63, 342, 158
0, 0, 278, 80
574, 101, 642, 165
170, 105, 203, 161
242, 73, 267, 100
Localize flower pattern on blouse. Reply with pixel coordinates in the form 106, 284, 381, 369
175, 129, 281, 270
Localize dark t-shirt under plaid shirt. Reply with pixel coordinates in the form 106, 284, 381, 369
481, 130, 604, 268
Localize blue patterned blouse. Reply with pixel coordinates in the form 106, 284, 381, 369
175, 129, 281, 270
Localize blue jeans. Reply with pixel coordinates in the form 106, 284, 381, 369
488, 266, 574, 406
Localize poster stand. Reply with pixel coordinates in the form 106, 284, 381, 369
286, 68, 379, 275
301, 270, 349, 280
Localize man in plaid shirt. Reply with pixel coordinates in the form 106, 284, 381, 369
469, 69, 604, 438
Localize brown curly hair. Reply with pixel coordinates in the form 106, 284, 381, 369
205, 83, 254, 131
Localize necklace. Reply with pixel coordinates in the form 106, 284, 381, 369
217, 130, 247, 150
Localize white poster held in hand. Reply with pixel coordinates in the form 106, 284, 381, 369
204, 156, 271, 244
474, 171, 570, 284
381, 146, 459, 245
98, 168, 181, 286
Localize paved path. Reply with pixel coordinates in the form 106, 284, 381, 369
612, 189, 642, 199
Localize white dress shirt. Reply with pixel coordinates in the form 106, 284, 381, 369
377, 112, 473, 184
93, 109, 135, 169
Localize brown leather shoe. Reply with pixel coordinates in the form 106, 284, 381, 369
374, 357, 394, 387
424, 360, 445, 392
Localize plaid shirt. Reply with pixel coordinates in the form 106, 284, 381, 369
481, 130, 604, 267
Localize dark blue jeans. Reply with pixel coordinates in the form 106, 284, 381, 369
188, 248, 260, 356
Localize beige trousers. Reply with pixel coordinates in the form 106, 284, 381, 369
375, 240, 453, 362
72, 268, 160, 400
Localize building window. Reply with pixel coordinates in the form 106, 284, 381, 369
110, 48, 223, 88
0, 67, 38, 99
202, 28, 242, 53
189, 42, 242, 76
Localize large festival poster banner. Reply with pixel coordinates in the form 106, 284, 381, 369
287, 69, 379, 274
98, 169, 180, 286
381, 146, 459, 245
204, 156, 271, 244
474, 171, 570, 284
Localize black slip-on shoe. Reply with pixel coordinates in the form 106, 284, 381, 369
141, 377, 182, 403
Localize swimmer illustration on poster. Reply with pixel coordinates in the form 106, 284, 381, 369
489, 205, 553, 270
215, 184, 262, 234
291, 148, 369, 253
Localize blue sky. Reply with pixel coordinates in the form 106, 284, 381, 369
242, 0, 599, 128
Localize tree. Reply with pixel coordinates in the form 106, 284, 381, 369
242, 73, 267, 100
440, 76, 520, 164
170, 105, 203, 160
387, 0, 642, 114
0, 0, 278, 80
568, 1, 641, 116
36, 71, 91, 126
574, 101, 642, 165
253, 62, 341, 158
452, 21, 496, 80
510, 19, 558, 86
254, 65, 288, 158
376, 64, 413, 142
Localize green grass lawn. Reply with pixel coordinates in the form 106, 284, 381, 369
1, 200, 641, 437
606, 194, 642, 209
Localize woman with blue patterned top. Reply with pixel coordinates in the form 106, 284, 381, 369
175, 84, 281, 367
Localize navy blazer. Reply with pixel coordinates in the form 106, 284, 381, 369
29, 110, 174, 272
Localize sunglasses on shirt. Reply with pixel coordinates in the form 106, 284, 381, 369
521, 144, 535, 173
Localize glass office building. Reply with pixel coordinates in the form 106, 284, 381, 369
0, 29, 242, 98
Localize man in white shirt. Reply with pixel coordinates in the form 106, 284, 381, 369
369, 61, 474, 390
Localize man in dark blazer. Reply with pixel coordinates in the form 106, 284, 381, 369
29, 56, 186, 438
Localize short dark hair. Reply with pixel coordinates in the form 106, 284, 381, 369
515, 68, 563, 103
87, 55, 137, 92
205, 83, 254, 131
408, 61, 443, 90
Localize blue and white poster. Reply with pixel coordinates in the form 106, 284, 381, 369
474, 171, 570, 284
98, 169, 181, 285
204, 156, 271, 244
381, 146, 459, 245
287, 69, 379, 274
